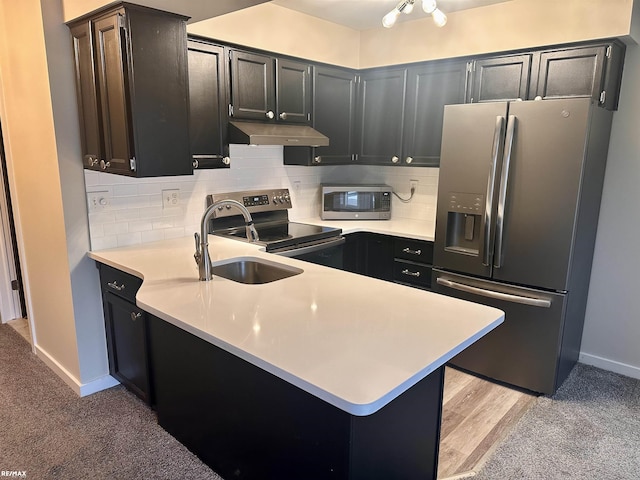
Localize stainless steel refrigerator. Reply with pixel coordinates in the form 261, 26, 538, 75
432, 98, 613, 394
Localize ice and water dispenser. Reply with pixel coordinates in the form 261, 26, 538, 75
444, 192, 484, 256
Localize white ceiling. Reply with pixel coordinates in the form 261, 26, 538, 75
271, 0, 512, 30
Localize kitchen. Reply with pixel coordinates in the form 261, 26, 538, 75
0, 0, 639, 478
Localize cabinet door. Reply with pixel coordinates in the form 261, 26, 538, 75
363, 233, 394, 281
468, 54, 531, 103
93, 10, 134, 175
229, 50, 275, 121
358, 68, 407, 165
313, 65, 358, 164
187, 40, 229, 169
70, 22, 103, 170
534, 45, 607, 104
103, 292, 152, 404
403, 61, 467, 167
276, 58, 311, 124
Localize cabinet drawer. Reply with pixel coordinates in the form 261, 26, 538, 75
393, 260, 432, 289
394, 238, 434, 263
99, 264, 142, 303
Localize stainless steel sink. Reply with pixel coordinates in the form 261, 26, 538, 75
211, 257, 303, 284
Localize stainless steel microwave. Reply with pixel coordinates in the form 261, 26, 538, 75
321, 184, 392, 220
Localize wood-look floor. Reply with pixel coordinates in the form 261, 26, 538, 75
438, 366, 536, 479
7, 317, 31, 343
5, 318, 533, 478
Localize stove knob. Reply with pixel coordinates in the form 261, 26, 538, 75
272, 196, 279, 204
225, 204, 232, 210
217, 206, 224, 211
277, 195, 284, 203
283, 194, 290, 203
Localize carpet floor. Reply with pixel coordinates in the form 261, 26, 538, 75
0, 324, 221, 479
474, 363, 640, 479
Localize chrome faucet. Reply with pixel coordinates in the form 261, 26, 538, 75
194, 199, 259, 281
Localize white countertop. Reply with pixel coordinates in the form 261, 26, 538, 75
88, 232, 502, 416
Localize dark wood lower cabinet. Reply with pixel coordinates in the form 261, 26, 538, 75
148, 315, 445, 480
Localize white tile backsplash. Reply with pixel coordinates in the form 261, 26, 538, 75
85, 145, 439, 249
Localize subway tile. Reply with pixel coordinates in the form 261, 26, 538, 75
91, 235, 118, 251
141, 230, 165, 243
103, 222, 129, 236
117, 232, 142, 247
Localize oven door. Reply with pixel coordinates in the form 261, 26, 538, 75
274, 237, 345, 270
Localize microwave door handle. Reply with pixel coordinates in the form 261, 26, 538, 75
483, 116, 505, 267
494, 114, 516, 269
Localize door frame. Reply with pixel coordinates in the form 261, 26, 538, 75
0, 119, 23, 323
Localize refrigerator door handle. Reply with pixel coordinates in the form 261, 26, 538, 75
483, 115, 505, 266
436, 277, 552, 308
494, 114, 517, 268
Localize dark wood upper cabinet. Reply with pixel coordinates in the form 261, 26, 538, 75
357, 68, 408, 165
229, 50, 275, 121
187, 39, 230, 169
403, 61, 468, 166
70, 22, 103, 169
532, 43, 625, 110
228, 49, 312, 124
276, 58, 311, 124
68, 3, 191, 177
284, 65, 358, 166
467, 54, 532, 103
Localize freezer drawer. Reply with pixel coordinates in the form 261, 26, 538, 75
433, 268, 567, 394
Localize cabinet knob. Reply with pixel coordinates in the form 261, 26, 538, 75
313, 156, 322, 164
100, 160, 111, 170
405, 156, 413, 164
266, 111, 275, 119
87, 156, 99, 167
192, 159, 199, 169
279, 112, 288, 120
130, 311, 142, 321
222, 156, 231, 165
391, 156, 400, 164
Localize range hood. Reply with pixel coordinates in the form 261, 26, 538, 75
228, 121, 329, 147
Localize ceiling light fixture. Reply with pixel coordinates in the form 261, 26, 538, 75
382, 0, 448, 28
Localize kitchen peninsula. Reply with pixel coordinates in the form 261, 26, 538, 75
89, 234, 503, 479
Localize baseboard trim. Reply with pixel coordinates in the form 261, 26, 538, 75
34, 344, 120, 397
578, 353, 640, 380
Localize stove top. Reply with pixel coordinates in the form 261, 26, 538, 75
207, 189, 342, 252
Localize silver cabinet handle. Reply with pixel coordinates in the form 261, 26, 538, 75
100, 160, 111, 170
391, 156, 399, 163
436, 278, 552, 308
266, 111, 275, 119
222, 156, 231, 165
494, 115, 516, 269
313, 156, 322, 163
483, 115, 505, 266
279, 112, 288, 120
130, 311, 142, 321
402, 269, 420, 277
107, 281, 125, 291
405, 156, 413, 164
402, 247, 422, 256
87, 156, 99, 167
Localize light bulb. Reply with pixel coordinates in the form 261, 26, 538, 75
403, 0, 415, 14
432, 8, 447, 27
422, 0, 437, 14
382, 8, 401, 28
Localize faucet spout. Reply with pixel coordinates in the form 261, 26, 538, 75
196, 199, 258, 281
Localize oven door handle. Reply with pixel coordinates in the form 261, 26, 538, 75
274, 237, 345, 257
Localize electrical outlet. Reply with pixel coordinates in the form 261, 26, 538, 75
162, 189, 180, 208
293, 180, 301, 192
410, 179, 419, 190
87, 191, 110, 211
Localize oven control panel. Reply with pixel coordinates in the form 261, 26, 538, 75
207, 189, 292, 217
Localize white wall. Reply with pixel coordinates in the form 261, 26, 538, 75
580, 43, 640, 378
85, 145, 438, 250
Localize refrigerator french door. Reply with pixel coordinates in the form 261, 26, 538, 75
433, 98, 613, 394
